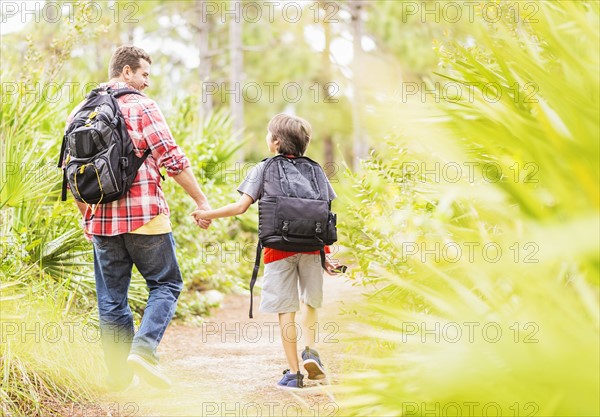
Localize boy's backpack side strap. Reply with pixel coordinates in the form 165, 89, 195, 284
249, 242, 263, 319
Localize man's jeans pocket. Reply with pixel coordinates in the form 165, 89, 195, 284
92, 235, 111, 249
130, 233, 168, 250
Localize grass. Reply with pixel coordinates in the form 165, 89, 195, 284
336, 1, 599, 416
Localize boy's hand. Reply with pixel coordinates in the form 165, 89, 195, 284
325, 259, 346, 275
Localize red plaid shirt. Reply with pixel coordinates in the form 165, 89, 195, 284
66, 82, 190, 236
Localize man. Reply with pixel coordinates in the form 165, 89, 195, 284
66, 45, 211, 390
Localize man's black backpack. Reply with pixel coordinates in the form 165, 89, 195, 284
249, 154, 337, 318
58, 87, 151, 210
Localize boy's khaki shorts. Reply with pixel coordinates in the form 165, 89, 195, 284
259, 253, 324, 314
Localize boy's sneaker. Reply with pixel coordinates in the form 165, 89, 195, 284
127, 352, 172, 390
302, 347, 326, 380
277, 369, 304, 390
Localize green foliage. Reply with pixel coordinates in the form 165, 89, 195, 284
1, 282, 104, 417
0, 123, 102, 415
1, 29, 108, 414
338, 2, 599, 416
364, 0, 446, 79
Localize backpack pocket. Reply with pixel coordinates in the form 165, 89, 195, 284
258, 196, 278, 241
67, 121, 113, 158
323, 211, 337, 245
66, 146, 120, 204
275, 196, 329, 239
258, 195, 330, 244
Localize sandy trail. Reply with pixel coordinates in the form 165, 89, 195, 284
101, 274, 358, 417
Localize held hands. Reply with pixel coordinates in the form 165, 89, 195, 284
191, 210, 207, 220
192, 203, 212, 230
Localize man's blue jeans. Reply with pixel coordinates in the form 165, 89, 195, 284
92, 233, 183, 385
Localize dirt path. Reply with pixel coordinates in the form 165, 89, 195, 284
102, 274, 358, 417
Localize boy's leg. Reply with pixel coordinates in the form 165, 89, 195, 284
300, 302, 327, 380
260, 255, 301, 371
298, 254, 327, 380
260, 256, 304, 388
279, 312, 300, 373
300, 302, 318, 349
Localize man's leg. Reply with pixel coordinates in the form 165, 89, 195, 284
92, 234, 135, 389
123, 233, 182, 388
125, 233, 182, 356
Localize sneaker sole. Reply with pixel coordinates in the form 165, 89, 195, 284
303, 359, 326, 380
127, 354, 171, 390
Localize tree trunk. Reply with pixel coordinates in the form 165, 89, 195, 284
350, 0, 367, 170
320, 1, 335, 177
197, 0, 213, 124
229, 0, 244, 160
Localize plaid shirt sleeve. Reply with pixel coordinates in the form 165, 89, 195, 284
139, 99, 190, 176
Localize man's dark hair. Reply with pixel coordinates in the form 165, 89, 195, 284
109, 46, 152, 78
268, 114, 312, 157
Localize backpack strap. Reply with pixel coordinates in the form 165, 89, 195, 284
109, 88, 150, 172
249, 241, 263, 319
57, 134, 67, 168
58, 134, 69, 201
129, 147, 152, 175
61, 170, 68, 202
256, 156, 275, 199
85, 87, 103, 99
111, 88, 143, 99
320, 248, 327, 270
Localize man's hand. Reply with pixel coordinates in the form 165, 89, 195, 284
171, 167, 212, 229
191, 209, 208, 220
75, 202, 93, 241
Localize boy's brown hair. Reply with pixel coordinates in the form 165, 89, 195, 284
268, 114, 312, 156
109, 46, 152, 78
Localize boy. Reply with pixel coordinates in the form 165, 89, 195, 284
191, 114, 339, 389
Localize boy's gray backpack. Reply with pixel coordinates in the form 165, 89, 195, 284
249, 154, 337, 318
